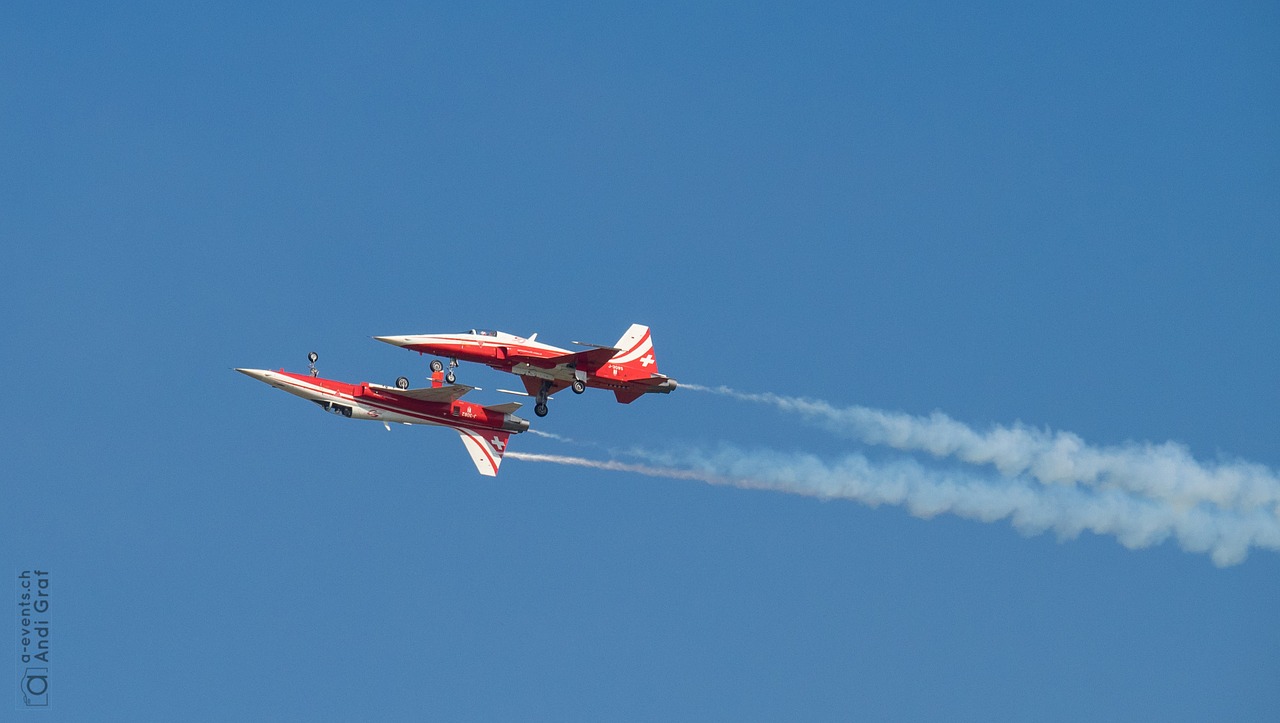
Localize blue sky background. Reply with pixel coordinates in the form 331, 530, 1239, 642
3, 2, 1278, 720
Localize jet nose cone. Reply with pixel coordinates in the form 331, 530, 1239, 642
373, 335, 409, 347
235, 368, 274, 383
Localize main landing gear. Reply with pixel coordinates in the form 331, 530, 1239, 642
429, 358, 457, 384
534, 380, 552, 417
532, 378, 584, 416
307, 351, 319, 377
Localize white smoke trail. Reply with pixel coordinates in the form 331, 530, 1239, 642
507, 451, 734, 486
527, 429, 574, 442
682, 383, 1280, 515
526, 428, 615, 453
508, 446, 1280, 566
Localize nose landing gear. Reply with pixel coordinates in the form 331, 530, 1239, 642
429, 358, 458, 384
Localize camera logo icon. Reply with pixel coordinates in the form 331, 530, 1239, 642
20, 667, 49, 707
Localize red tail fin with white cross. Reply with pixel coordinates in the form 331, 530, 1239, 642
456, 429, 510, 477
607, 324, 660, 381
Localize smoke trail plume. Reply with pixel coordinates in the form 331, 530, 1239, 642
509, 385, 1280, 565
526, 428, 614, 453
509, 444, 1280, 566
682, 383, 1280, 515
507, 452, 732, 485
527, 429, 574, 442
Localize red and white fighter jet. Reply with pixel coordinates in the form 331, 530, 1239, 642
235, 356, 528, 476
373, 323, 677, 417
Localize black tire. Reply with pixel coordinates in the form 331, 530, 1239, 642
308, 351, 318, 364
430, 359, 444, 372
341, 406, 352, 418
571, 379, 586, 394
535, 403, 549, 417
445, 371, 456, 384
395, 376, 409, 390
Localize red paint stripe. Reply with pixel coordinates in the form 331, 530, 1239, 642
459, 428, 501, 473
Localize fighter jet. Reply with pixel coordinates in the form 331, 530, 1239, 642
235, 355, 528, 476
373, 324, 677, 417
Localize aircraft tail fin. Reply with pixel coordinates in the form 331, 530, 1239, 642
456, 429, 510, 477
608, 324, 660, 380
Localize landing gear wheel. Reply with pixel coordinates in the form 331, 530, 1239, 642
571, 379, 586, 394
308, 352, 318, 364
445, 371, 456, 384
395, 376, 410, 390
430, 359, 444, 372
533, 379, 552, 417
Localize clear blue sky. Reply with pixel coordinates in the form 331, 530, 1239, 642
4, 2, 1278, 720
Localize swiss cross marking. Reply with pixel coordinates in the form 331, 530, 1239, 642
490, 436, 507, 451
640, 354, 655, 367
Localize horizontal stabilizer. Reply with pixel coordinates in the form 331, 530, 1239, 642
614, 376, 676, 403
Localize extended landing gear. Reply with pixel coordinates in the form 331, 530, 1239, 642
307, 351, 319, 377
429, 359, 458, 384
395, 376, 410, 390
534, 379, 552, 417
571, 379, 586, 394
